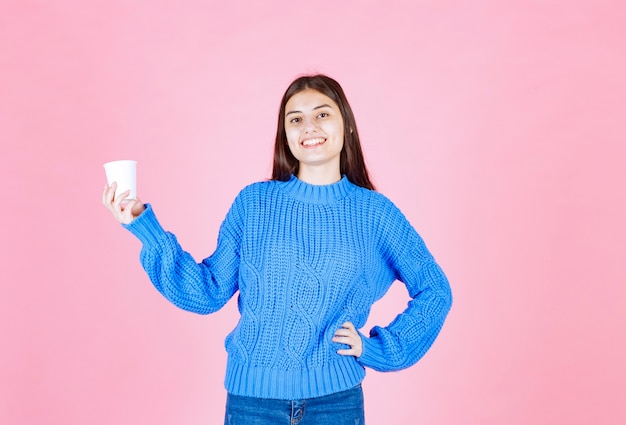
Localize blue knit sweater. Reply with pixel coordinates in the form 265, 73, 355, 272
124, 175, 452, 400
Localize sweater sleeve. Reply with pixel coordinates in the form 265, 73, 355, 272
121, 196, 244, 315
357, 199, 452, 372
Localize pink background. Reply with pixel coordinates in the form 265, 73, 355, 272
2, 1, 625, 424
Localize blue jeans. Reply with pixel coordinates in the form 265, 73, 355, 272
224, 384, 365, 425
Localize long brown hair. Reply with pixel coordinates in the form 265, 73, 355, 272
272, 74, 376, 191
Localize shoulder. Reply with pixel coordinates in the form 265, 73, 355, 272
351, 187, 405, 218
227, 179, 288, 215
220, 180, 277, 228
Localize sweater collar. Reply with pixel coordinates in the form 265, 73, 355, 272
279, 175, 356, 204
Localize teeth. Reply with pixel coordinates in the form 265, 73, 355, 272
302, 138, 325, 146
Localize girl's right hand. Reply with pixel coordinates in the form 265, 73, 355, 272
102, 182, 145, 225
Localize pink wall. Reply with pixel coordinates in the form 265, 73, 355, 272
2, 1, 625, 424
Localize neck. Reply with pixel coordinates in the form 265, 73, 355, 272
297, 164, 341, 186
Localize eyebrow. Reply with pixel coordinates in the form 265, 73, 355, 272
285, 104, 334, 116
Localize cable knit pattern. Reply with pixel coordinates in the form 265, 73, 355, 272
123, 175, 452, 399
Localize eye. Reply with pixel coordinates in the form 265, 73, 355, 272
317, 112, 329, 119
289, 117, 301, 124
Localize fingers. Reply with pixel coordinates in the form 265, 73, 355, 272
114, 190, 131, 211
116, 192, 136, 224
102, 182, 117, 207
102, 182, 136, 224
102, 182, 129, 211
333, 322, 363, 358
334, 322, 356, 338
122, 198, 145, 222
129, 197, 145, 217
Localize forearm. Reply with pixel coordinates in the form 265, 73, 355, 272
358, 261, 452, 372
124, 204, 238, 314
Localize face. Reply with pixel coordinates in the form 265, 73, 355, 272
284, 89, 345, 179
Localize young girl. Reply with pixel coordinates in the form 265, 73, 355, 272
102, 74, 452, 424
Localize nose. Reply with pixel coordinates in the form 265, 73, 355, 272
303, 118, 318, 133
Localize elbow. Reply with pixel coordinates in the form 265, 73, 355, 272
436, 272, 453, 314
175, 298, 224, 315
166, 292, 223, 315
443, 282, 453, 313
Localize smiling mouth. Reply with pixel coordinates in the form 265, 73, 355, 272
301, 137, 326, 147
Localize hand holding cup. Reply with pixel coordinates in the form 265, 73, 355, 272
102, 160, 144, 224
102, 182, 145, 224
